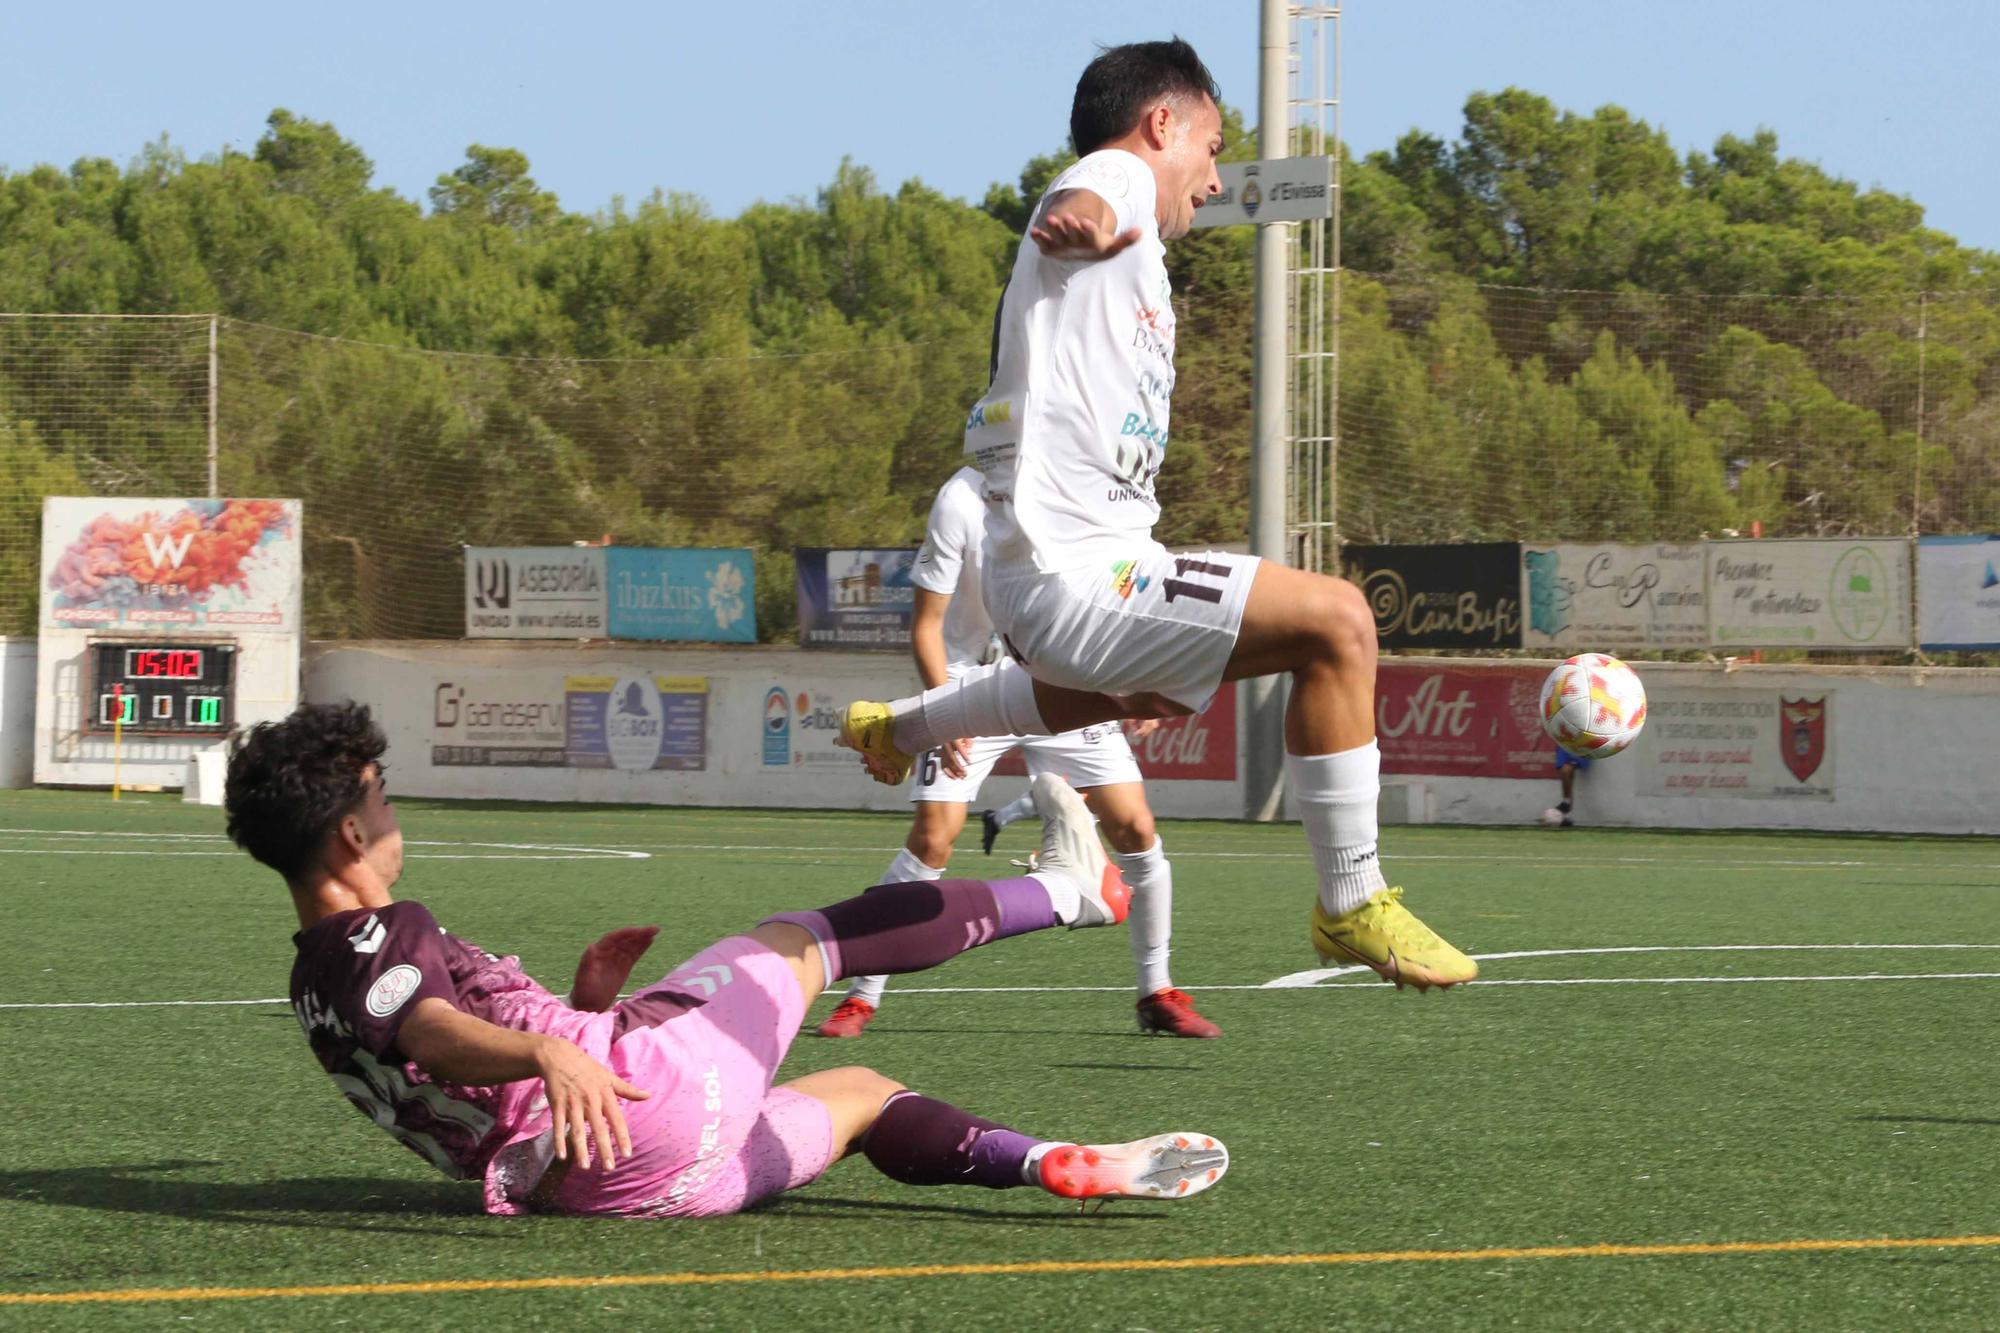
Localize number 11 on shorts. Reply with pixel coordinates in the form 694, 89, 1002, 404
1162, 558, 1231, 605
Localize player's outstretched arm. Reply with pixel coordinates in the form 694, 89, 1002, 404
569, 925, 660, 1012
1030, 189, 1141, 262
398, 997, 649, 1170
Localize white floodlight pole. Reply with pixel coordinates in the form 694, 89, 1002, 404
1243, 0, 1291, 821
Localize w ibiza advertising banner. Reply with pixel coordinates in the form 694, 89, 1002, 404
1521, 543, 1707, 651
1342, 543, 1522, 650
1917, 536, 2000, 650
41, 497, 301, 634
1375, 662, 1554, 779
1706, 539, 1910, 650
606, 548, 755, 643
465, 546, 606, 639
1630, 688, 1835, 800
795, 547, 919, 651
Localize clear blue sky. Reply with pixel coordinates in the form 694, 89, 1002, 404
3, 1, 1995, 251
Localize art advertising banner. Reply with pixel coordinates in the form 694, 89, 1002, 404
1375, 663, 1555, 779
40, 497, 302, 634
1631, 688, 1835, 800
756, 681, 868, 771
605, 548, 755, 643
795, 547, 919, 651
430, 675, 569, 767
1706, 539, 1910, 650
994, 682, 1238, 782
564, 675, 708, 771
1521, 543, 1707, 651
1917, 536, 2000, 650
1344, 544, 1523, 650
464, 547, 606, 639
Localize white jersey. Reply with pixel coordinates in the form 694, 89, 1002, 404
911, 467, 999, 674
965, 149, 1174, 575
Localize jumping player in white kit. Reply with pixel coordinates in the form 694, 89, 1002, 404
840, 38, 1477, 991
817, 466, 1219, 1039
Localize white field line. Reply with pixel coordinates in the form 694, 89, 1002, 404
6, 945, 1999, 1010
0, 829, 648, 861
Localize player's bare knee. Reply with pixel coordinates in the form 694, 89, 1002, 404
905, 830, 955, 869
1315, 576, 1377, 669
1101, 809, 1156, 854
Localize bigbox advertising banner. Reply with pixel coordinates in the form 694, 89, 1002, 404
1375, 663, 1555, 779
1917, 536, 2000, 650
429, 672, 708, 770
606, 548, 755, 643
1630, 688, 1835, 800
795, 547, 919, 651
465, 547, 606, 639
1344, 544, 1523, 650
1706, 539, 1910, 650
1521, 543, 1706, 651
40, 497, 301, 634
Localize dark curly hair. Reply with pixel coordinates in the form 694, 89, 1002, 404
1070, 37, 1220, 156
225, 701, 387, 883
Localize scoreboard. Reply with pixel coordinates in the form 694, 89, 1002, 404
89, 641, 237, 734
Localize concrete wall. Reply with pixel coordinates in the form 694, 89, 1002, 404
0, 638, 35, 788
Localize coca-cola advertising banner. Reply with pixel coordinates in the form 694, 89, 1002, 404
1344, 543, 1523, 650
1376, 663, 1554, 779
996, 682, 1236, 782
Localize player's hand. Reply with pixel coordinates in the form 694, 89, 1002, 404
1030, 212, 1142, 262
570, 925, 660, 1012
1124, 718, 1163, 740
535, 1038, 649, 1172
940, 737, 972, 779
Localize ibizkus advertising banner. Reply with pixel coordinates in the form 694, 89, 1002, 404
1705, 539, 1910, 650
1917, 536, 2000, 650
1343, 543, 1523, 650
1521, 543, 1707, 651
605, 548, 755, 643
41, 497, 301, 633
795, 547, 919, 651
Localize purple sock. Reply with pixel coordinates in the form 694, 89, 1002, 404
764, 876, 1056, 981
861, 1091, 1045, 1190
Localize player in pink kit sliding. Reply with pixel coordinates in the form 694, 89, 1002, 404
226, 702, 1228, 1217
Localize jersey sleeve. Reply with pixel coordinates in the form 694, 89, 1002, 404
1039, 150, 1153, 236
328, 902, 460, 1061
911, 482, 972, 596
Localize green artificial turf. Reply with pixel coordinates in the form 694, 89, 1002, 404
2, 789, 1997, 1330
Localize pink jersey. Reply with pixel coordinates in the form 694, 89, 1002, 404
289, 901, 612, 1213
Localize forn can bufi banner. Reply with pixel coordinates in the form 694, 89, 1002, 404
1343, 543, 1523, 650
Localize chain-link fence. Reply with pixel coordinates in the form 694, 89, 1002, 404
3, 278, 1995, 640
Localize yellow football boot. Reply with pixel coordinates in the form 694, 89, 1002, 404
837, 701, 914, 786
1310, 887, 1477, 991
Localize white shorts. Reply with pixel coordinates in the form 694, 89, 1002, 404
908, 723, 1141, 805
986, 546, 1260, 711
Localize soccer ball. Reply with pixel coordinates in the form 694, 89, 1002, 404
1538, 807, 1567, 827
1540, 653, 1647, 758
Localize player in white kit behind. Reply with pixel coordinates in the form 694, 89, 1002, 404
840, 39, 1476, 991
819, 466, 1219, 1039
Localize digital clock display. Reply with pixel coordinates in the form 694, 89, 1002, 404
125, 648, 205, 680
89, 641, 237, 735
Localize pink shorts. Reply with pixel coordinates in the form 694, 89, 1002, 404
551, 935, 835, 1218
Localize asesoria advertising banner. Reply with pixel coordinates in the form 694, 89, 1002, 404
40, 497, 301, 634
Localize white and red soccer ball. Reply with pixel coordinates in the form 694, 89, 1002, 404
1540, 653, 1647, 758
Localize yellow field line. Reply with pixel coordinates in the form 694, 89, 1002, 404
5, 1233, 1998, 1307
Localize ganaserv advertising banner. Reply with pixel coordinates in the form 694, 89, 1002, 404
464, 546, 607, 639
1706, 539, 1911, 650
1917, 536, 2000, 650
1521, 543, 1707, 651
795, 547, 919, 651
606, 548, 755, 643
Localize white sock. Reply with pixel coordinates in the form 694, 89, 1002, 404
1021, 1141, 1063, 1183
1288, 744, 1388, 916
1113, 837, 1173, 996
889, 658, 1048, 755
1027, 870, 1083, 924
993, 790, 1038, 829
845, 847, 946, 1006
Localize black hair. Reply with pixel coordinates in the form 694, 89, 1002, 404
1069, 37, 1221, 155
225, 701, 387, 883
